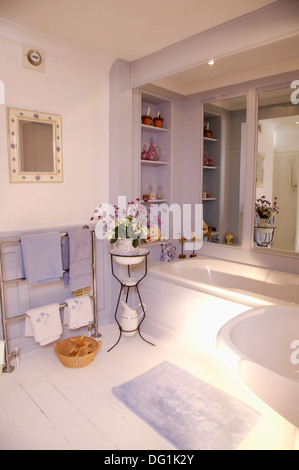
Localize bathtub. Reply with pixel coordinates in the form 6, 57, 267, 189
140, 256, 299, 346
217, 305, 299, 429
148, 257, 299, 307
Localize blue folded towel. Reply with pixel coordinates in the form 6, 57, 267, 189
20, 232, 63, 285
68, 229, 92, 292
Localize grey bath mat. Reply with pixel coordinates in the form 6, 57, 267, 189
112, 361, 260, 450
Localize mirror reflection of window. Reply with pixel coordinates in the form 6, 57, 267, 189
203, 94, 247, 246
256, 86, 299, 253
19, 120, 54, 172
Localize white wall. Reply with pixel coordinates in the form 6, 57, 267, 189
0, 23, 112, 232
0, 23, 116, 351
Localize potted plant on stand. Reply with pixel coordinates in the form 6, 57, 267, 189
255, 195, 279, 226
254, 196, 279, 247
91, 199, 154, 255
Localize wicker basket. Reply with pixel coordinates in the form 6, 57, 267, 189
53, 336, 101, 368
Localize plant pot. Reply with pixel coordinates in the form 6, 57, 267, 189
142, 115, 152, 126
116, 238, 140, 256
204, 129, 212, 138
153, 117, 163, 128
258, 218, 271, 227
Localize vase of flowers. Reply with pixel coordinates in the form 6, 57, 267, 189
91, 199, 151, 255
255, 196, 279, 226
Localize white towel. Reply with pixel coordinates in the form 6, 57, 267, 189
25, 303, 62, 346
64, 295, 93, 330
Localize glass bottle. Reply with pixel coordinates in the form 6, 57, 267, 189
156, 183, 163, 200
203, 150, 208, 166
147, 138, 157, 161
141, 144, 148, 160
148, 183, 155, 200
207, 155, 214, 166
155, 144, 161, 160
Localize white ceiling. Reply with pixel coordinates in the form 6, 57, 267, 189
153, 34, 299, 95
0, 0, 280, 61
0, 0, 298, 95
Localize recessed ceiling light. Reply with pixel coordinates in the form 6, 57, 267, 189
208, 59, 215, 66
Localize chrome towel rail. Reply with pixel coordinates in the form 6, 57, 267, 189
0, 228, 101, 373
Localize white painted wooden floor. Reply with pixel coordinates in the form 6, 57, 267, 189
0, 322, 296, 450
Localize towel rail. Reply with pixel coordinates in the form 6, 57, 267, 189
3, 302, 68, 323
0, 228, 101, 373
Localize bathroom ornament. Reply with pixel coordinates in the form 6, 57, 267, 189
204, 122, 212, 138
142, 107, 152, 126
119, 301, 145, 337
147, 138, 158, 161
153, 110, 164, 128
161, 242, 176, 262
141, 144, 148, 160
179, 235, 186, 258
226, 233, 234, 244
156, 183, 163, 200
190, 235, 197, 257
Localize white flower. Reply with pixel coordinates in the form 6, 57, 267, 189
106, 229, 115, 240
118, 216, 128, 226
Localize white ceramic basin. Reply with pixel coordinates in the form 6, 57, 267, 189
217, 305, 299, 428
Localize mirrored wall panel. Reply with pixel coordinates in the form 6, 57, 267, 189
7, 108, 63, 182
255, 86, 299, 252
203, 94, 247, 246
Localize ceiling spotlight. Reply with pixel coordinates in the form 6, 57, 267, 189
208, 59, 215, 66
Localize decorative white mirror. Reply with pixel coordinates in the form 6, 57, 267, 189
7, 108, 63, 182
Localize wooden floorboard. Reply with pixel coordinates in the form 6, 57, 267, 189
0, 323, 295, 450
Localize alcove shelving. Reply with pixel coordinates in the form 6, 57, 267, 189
139, 92, 172, 205
202, 113, 221, 240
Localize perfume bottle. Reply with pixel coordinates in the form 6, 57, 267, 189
203, 150, 208, 166
207, 155, 214, 166
147, 138, 158, 161
141, 144, 148, 160
156, 183, 163, 200
155, 144, 161, 160
148, 183, 155, 200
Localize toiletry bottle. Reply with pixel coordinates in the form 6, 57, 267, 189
157, 183, 163, 200
147, 138, 157, 160
141, 144, 148, 160
207, 155, 214, 166
148, 183, 155, 200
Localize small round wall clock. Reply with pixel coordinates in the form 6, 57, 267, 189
26, 49, 42, 66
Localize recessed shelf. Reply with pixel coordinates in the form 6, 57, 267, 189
140, 91, 172, 222
203, 165, 217, 170
141, 160, 169, 166
141, 124, 169, 133
203, 197, 216, 201
142, 199, 168, 203
204, 136, 218, 142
